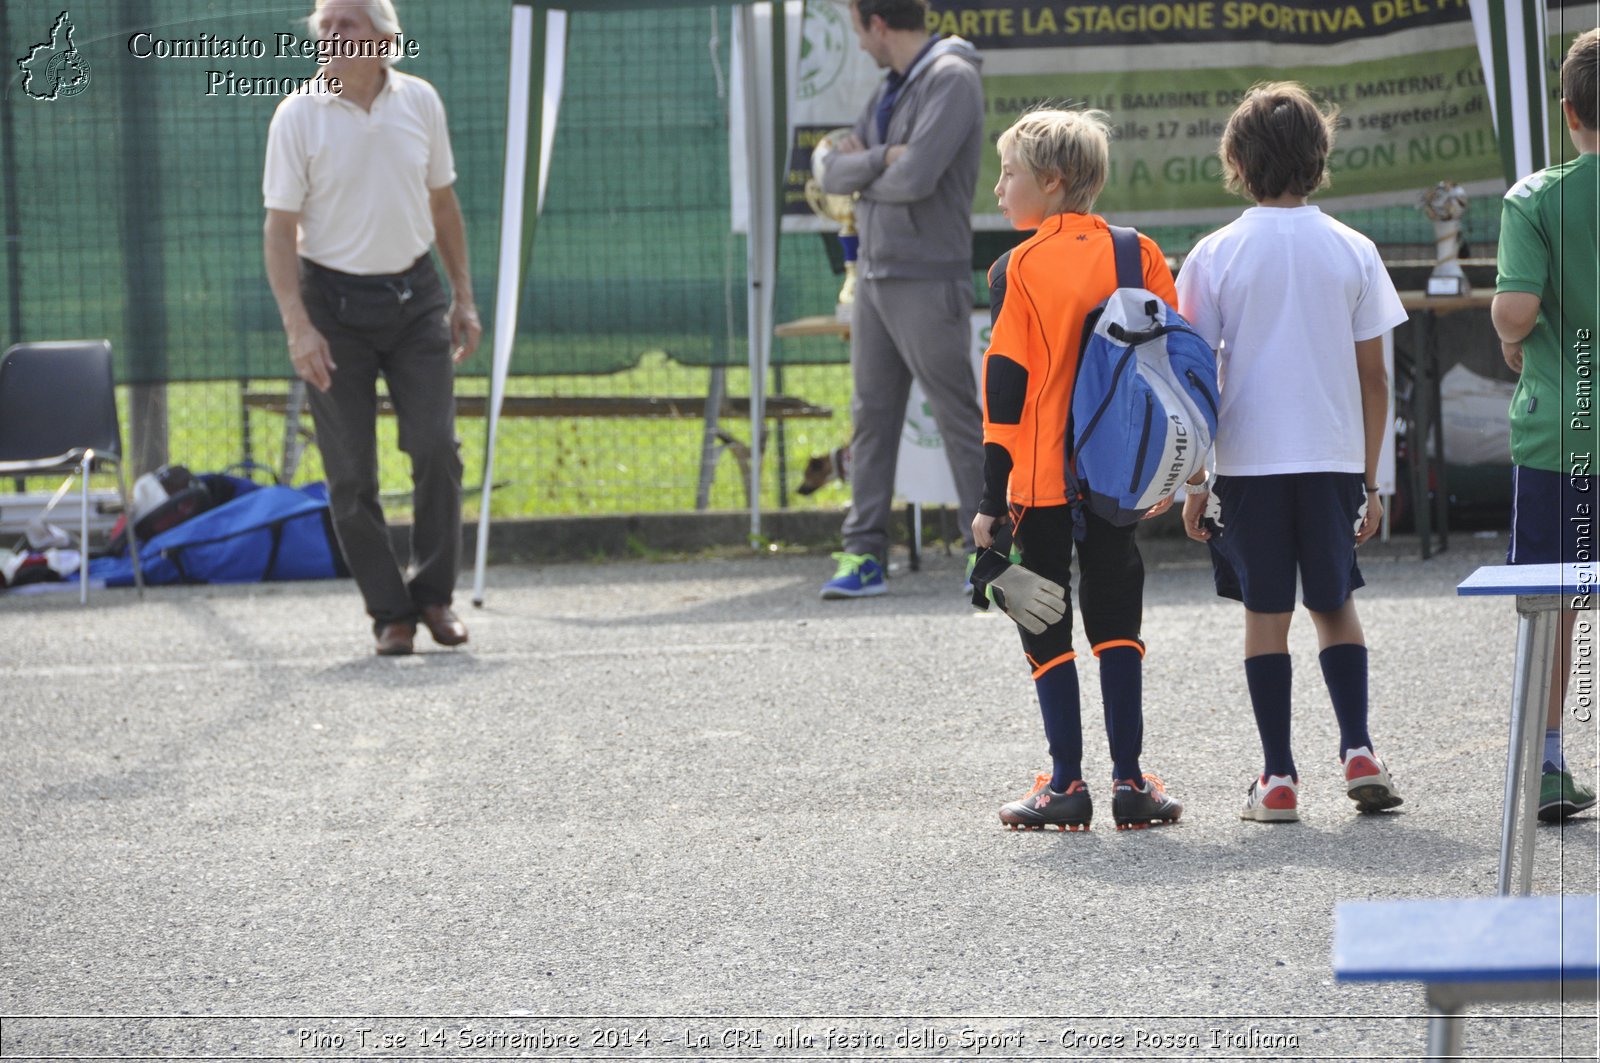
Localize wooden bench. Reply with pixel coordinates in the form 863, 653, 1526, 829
239, 386, 832, 507
1334, 895, 1599, 1058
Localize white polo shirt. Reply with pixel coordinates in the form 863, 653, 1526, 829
263, 70, 456, 275
1175, 206, 1408, 476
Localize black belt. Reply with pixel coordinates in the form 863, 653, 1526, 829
302, 254, 432, 286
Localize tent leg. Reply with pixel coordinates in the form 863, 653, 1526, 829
908, 502, 921, 572
697, 366, 727, 511
79, 451, 90, 605
773, 364, 789, 509
281, 379, 308, 483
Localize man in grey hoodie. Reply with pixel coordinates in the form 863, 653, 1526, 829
815, 0, 986, 600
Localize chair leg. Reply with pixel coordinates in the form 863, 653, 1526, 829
79, 452, 91, 605
115, 461, 145, 598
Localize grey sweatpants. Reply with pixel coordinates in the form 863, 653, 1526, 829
300, 256, 463, 628
842, 275, 985, 561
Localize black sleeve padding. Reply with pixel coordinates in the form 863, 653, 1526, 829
979, 442, 1013, 517
985, 354, 1028, 425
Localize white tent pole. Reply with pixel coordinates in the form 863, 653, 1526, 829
735, 2, 799, 545
736, 4, 773, 546
472, 4, 565, 606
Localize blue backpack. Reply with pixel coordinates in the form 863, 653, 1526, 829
1068, 227, 1219, 528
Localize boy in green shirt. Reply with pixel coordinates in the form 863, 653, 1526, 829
1492, 27, 1600, 821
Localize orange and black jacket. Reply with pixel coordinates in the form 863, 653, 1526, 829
979, 213, 1177, 515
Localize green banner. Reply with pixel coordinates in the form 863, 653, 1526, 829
977, 45, 1500, 221
789, 0, 1518, 227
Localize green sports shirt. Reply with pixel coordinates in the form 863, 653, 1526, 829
1496, 152, 1599, 474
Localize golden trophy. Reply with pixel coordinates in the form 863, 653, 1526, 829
804, 127, 861, 323
1420, 181, 1471, 297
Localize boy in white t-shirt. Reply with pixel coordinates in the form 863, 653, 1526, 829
1175, 82, 1408, 823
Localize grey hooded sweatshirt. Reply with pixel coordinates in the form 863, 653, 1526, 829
819, 36, 983, 282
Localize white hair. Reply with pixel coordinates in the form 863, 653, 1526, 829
308, 0, 404, 67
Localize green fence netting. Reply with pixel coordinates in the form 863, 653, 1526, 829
4, 1, 1583, 517
3, 0, 507, 383
3, 0, 1545, 387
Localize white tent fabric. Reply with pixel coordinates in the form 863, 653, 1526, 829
1469, 0, 1551, 184
474, 2, 790, 600
471, 4, 566, 606
728, 3, 805, 234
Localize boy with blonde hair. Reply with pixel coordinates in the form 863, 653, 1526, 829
1177, 83, 1407, 822
977, 108, 1183, 832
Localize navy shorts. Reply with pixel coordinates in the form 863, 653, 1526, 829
1508, 465, 1597, 564
1205, 472, 1367, 613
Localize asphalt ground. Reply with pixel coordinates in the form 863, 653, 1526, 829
1, 532, 1596, 1062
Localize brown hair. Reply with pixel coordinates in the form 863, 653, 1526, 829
997, 108, 1111, 215
1562, 28, 1599, 132
1219, 82, 1338, 202
850, 0, 929, 32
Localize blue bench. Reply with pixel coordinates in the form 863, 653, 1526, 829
1457, 562, 1597, 894
1335, 895, 1599, 1058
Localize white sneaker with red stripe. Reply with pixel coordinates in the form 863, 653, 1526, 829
1241, 773, 1299, 822
1341, 745, 1404, 812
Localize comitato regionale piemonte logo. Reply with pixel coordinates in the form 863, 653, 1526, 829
18, 11, 92, 100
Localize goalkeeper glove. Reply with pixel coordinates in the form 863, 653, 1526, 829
969, 545, 1066, 635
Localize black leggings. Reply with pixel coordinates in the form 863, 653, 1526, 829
1011, 504, 1144, 674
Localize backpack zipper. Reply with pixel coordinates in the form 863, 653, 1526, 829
1130, 396, 1154, 492
1185, 369, 1218, 420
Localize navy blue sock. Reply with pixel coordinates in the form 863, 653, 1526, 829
1097, 645, 1144, 781
1244, 653, 1296, 779
1319, 643, 1372, 758
1544, 728, 1565, 774
1034, 661, 1083, 791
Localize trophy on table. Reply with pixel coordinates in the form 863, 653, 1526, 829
804, 127, 861, 323
1420, 181, 1471, 297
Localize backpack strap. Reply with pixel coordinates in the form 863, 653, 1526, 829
1109, 225, 1143, 289
1062, 226, 1143, 542
987, 249, 1014, 329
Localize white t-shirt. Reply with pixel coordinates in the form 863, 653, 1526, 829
1175, 206, 1407, 476
263, 71, 456, 275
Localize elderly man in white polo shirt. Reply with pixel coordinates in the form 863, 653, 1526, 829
263, 0, 480, 656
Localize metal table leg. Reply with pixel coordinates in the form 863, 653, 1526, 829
1500, 598, 1559, 895
1425, 1006, 1461, 1060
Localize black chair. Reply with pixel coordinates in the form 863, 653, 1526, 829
0, 340, 144, 601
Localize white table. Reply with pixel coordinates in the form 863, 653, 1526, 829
1457, 563, 1597, 894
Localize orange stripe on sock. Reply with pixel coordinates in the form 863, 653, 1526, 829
1031, 651, 1077, 679
1092, 639, 1145, 658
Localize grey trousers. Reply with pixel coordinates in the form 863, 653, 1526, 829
300, 256, 463, 628
842, 275, 986, 561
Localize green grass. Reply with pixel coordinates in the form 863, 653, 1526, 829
72, 354, 857, 522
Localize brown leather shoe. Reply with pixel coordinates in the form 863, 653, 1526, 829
419, 604, 468, 646
374, 621, 416, 656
